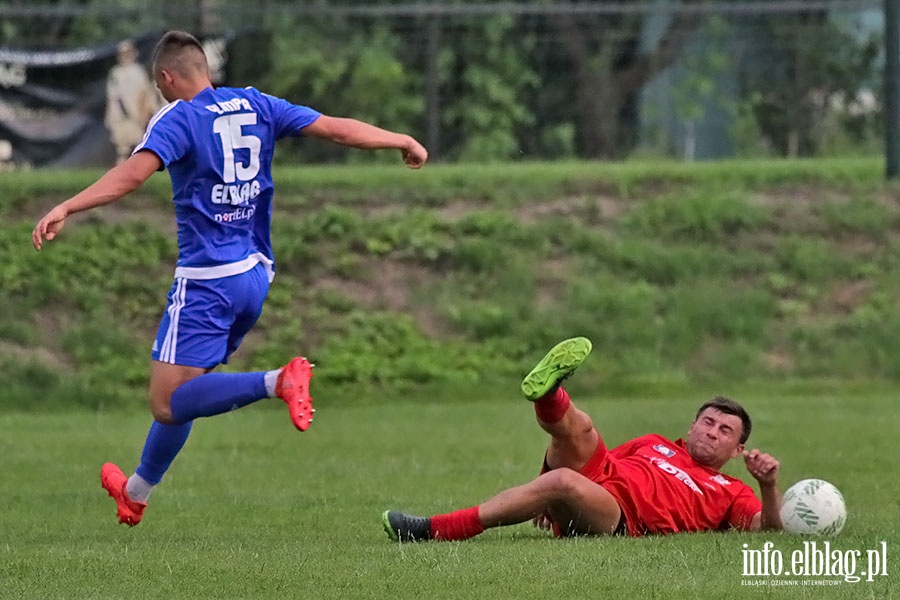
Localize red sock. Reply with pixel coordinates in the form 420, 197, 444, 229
534, 386, 571, 424
430, 506, 484, 541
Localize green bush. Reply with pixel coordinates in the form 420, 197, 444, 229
6, 159, 900, 411
816, 195, 898, 237
621, 189, 769, 241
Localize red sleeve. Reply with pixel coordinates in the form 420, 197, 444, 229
723, 484, 763, 531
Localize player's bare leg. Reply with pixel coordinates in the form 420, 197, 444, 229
383, 467, 622, 542
149, 354, 315, 432
99, 361, 205, 526
149, 360, 208, 423
541, 401, 600, 471
382, 337, 616, 543
479, 468, 622, 535
102, 357, 314, 525
520, 337, 599, 470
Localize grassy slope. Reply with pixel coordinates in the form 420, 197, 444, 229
4, 157, 900, 410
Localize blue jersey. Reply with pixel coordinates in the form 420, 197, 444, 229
135, 86, 321, 280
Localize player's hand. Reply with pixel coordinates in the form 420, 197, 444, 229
401, 138, 428, 169
32, 204, 69, 251
532, 511, 553, 531
743, 449, 779, 487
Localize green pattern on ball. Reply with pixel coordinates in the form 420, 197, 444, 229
794, 499, 820, 528
803, 479, 823, 496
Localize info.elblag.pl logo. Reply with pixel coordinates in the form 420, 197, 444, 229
741, 541, 888, 586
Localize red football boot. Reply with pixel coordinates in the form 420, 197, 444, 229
275, 357, 315, 431
100, 462, 147, 526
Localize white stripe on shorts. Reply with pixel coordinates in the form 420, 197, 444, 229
160, 277, 187, 363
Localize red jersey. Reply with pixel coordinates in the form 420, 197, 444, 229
578, 433, 762, 536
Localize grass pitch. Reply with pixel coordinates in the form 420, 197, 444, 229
1, 386, 897, 599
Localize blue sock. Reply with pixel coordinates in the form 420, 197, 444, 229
169, 371, 269, 424
135, 420, 193, 485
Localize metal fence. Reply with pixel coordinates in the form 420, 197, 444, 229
0, 1, 888, 166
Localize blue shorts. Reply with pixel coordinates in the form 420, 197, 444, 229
151, 262, 270, 368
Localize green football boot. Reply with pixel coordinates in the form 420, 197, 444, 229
520, 337, 593, 401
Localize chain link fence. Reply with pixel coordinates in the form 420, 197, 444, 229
0, 1, 887, 166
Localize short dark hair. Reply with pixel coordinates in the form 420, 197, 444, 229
695, 396, 752, 444
151, 30, 207, 76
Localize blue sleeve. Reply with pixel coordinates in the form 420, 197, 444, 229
260, 91, 322, 139
134, 102, 191, 168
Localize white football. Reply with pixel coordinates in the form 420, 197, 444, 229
779, 478, 847, 535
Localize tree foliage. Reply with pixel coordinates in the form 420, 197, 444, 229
0, 1, 885, 161
438, 14, 539, 162
741, 10, 880, 157
541, 2, 705, 158
262, 16, 423, 163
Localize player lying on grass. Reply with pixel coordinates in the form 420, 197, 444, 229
32, 30, 427, 527
383, 337, 783, 541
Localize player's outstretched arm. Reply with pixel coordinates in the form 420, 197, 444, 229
744, 449, 784, 531
301, 115, 428, 169
32, 150, 162, 250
